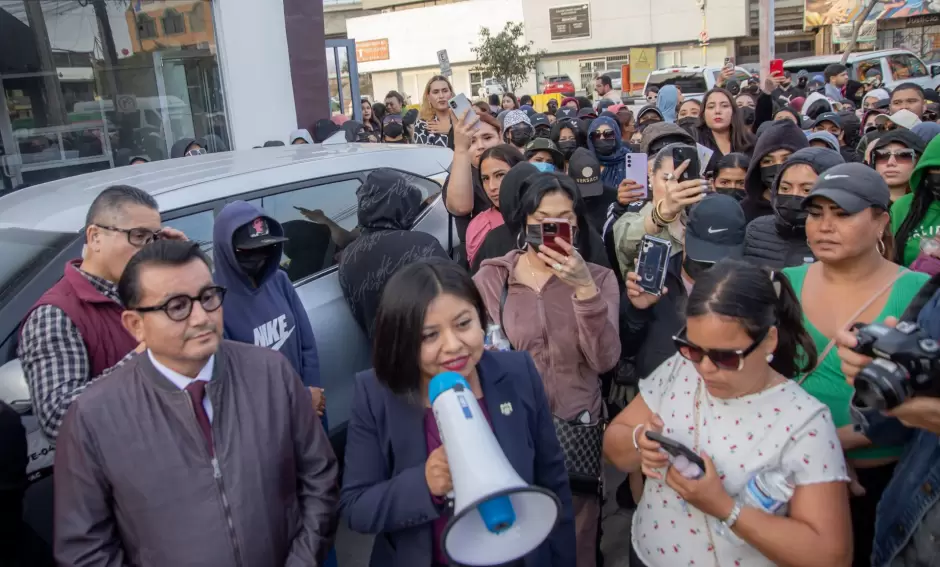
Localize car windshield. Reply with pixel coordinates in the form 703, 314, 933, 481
646, 70, 710, 93
0, 228, 76, 308
545, 76, 569, 83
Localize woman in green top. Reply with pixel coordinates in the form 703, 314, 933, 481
892, 133, 940, 266
782, 162, 928, 567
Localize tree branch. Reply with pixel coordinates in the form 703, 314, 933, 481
840, 0, 878, 65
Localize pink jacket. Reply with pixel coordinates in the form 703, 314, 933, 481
465, 208, 505, 266
473, 250, 621, 421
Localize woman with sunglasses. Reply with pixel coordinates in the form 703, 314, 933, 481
893, 134, 940, 267
870, 130, 925, 204
782, 163, 928, 567
606, 258, 850, 567
586, 116, 629, 190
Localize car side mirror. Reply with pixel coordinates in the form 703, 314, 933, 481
932, 64, 940, 78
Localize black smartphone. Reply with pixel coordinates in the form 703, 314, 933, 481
671, 145, 701, 182
645, 430, 706, 474
635, 235, 672, 296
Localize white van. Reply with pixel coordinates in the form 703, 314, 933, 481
784, 49, 940, 92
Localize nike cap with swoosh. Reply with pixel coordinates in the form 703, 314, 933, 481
802, 162, 891, 214
685, 193, 747, 263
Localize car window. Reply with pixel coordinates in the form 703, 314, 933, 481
854, 59, 880, 81
0, 228, 75, 308
163, 210, 216, 260
888, 54, 926, 80
646, 71, 709, 93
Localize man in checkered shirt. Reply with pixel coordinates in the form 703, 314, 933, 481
18, 185, 186, 441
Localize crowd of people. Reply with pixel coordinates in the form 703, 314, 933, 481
6, 63, 940, 567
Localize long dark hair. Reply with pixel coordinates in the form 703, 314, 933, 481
512, 173, 595, 261
476, 144, 526, 203
502, 93, 519, 110
696, 88, 755, 154
894, 186, 935, 261
715, 152, 750, 174
550, 120, 586, 148
372, 259, 485, 396
687, 259, 817, 378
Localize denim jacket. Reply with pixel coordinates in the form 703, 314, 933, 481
865, 289, 940, 566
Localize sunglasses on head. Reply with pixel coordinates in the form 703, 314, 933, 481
873, 148, 917, 165
591, 130, 617, 141
672, 326, 770, 371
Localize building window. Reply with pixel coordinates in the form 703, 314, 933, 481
189, 6, 205, 33
162, 9, 186, 36
470, 71, 483, 98
137, 13, 158, 39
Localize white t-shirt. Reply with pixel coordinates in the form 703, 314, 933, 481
631, 354, 849, 567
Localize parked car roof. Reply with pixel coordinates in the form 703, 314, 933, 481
784, 49, 920, 68
0, 144, 453, 233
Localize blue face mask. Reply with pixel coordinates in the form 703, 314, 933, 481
532, 161, 555, 173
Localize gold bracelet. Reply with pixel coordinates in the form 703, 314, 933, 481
655, 200, 679, 224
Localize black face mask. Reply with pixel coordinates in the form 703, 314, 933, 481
740, 106, 756, 126
924, 172, 940, 199
593, 139, 617, 156
773, 194, 808, 229
510, 125, 533, 148
677, 117, 698, 131
760, 164, 781, 189
798, 77, 808, 87
716, 188, 745, 201
682, 257, 714, 281
236, 250, 272, 280
558, 140, 578, 158
535, 127, 551, 139
384, 123, 403, 138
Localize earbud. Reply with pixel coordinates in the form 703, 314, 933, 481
766, 353, 774, 363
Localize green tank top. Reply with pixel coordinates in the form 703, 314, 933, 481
783, 263, 929, 460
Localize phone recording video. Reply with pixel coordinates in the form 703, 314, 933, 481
671, 145, 701, 182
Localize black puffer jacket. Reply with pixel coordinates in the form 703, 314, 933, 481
742, 120, 809, 223
743, 147, 845, 269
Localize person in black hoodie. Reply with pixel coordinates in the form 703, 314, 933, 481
169, 137, 206, 158
741, 119, 809, 223
338, 169, 449, 337
743, 147, 845, 269
550, 119, 585, 163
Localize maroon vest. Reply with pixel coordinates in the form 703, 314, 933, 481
23, 260, 137, 377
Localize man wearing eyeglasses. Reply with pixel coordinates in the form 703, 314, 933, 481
870, 130, 926, 203
53, 239, 339, 566
18, 185, 187, 441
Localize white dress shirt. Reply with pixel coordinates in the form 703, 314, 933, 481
148, 350, 216, 423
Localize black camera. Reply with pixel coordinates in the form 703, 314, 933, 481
850, 321, 940, 411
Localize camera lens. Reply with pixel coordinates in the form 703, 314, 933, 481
853, 359, 910, 411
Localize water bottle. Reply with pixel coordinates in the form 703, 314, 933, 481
717, 469, 794, 544
484, 324, 512, 352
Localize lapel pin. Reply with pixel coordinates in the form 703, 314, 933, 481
500, 402, 513, 416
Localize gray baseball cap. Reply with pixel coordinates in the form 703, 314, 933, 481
802, 162, 891, 214
685, 194, 747, 263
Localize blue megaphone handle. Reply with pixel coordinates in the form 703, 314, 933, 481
428, 372, 469, 405
478, 495, 516, 534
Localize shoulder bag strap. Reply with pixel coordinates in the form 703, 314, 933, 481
798, 269, 909, 385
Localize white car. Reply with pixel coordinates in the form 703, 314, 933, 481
784, 49, 940, 92
477, 77, 506, 99
642, 65, 753, 102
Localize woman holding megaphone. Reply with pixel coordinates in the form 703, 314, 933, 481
339, 259, 576, 567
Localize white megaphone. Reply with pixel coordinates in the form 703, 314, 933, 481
428, 372, 561, 566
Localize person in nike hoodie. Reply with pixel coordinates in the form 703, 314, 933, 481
212, 201, 325, 419
741, 119, 809, 223
743, 146, 845, 270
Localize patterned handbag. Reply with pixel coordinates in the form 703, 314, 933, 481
499, 277, 605, 494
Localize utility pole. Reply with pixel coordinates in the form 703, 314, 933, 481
758, 0, 775, 84
23, 0, 67, 126
697, 0, 708, 65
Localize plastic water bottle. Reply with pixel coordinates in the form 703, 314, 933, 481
484, 324, 512, 352
717, 469, 794, 544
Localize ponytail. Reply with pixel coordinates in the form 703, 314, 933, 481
769, 270, 817, 377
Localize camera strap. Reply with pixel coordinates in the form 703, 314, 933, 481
798, 268, 908, 386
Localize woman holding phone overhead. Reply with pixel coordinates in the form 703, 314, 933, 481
605, 259, 851, 567
473, 172, 620, 567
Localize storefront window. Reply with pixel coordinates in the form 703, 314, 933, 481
0, 0, 230, 194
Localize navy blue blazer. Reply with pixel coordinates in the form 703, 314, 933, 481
339, 350, 576, 567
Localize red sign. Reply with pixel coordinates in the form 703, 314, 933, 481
356, 39, 390, 63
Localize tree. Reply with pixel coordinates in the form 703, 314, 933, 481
471, 22, 541, 93
840, 0, 879, 65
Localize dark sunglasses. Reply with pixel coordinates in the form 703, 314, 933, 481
95, 224, 161, 247
135, 285, 227, 322
873, 148, 917, 165
591, 130, 617, 141
672, 326, 769, 371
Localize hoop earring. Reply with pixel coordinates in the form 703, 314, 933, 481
516, 230, 527, 250
876, 237, 886, 256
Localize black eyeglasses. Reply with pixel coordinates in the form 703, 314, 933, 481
135, 286, 226, 322
672, 326, 770, 371
591, 130, 617, 141
873, 148, 917, 165
95, 225, 161, 247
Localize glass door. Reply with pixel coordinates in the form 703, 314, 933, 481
325, 39, 361, 122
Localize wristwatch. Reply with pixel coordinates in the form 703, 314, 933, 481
721, 502, 742, 531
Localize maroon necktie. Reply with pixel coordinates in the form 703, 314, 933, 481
185, 381, 214, 456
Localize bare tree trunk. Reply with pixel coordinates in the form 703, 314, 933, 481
840, 0, 879, 65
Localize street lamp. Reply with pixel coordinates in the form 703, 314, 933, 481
696, 0, 708, 65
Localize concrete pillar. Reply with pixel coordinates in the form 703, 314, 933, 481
283, 0, 330, 132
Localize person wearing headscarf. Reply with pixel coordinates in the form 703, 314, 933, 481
742, 120, 809, 223
290, 129, 314, 145
743, 147, 844, 269
655, 85, 679, 123
587, 116, 629, 190
169, 138, 205, 158
862, 88, 890, 111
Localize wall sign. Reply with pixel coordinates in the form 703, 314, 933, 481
549, 4, 591, 41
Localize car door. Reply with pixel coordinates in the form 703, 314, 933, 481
885, 52, 931, 89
